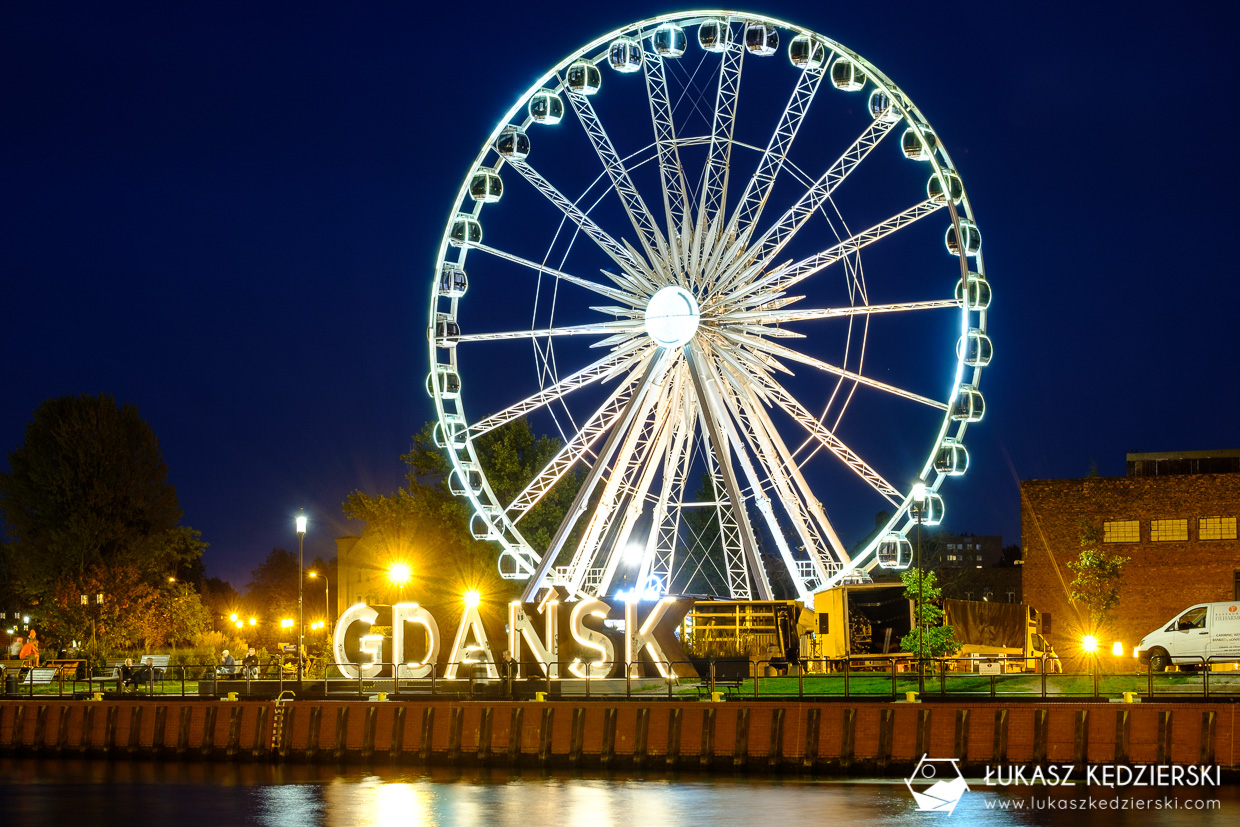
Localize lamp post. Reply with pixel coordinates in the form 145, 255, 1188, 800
911, 481, 927, 695
296, 510, 307, 683
309, 571, 330, 636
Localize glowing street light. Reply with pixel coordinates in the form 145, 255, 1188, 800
296, 510, 307, 683
1081, 635, 1099, 654
388, 563, 412, 602
308, 571, 331, 636
281, 618, 294, 629
463, 589, 481, 609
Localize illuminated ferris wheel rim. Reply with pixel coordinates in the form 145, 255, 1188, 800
426, 9, 991, 602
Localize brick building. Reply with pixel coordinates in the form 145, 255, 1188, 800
1021, 450, 1240, 656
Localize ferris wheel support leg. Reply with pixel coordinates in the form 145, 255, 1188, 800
520, 350, 671, 603
685, 345, 773, 601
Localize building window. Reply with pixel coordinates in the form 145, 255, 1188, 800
1103, 520, 1140, 543
1201, 516, 1238, 541
1006, 591, 1015, 603
1150, 519, 1188, 542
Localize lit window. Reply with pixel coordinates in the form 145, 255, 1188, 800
1200, 516, 1237, 541
1103, 520, 1139, 543
1150, 519, 1188, 542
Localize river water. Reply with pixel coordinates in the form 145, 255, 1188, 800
0, 757, 1235, 826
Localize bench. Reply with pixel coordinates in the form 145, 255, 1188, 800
95, 655, 172, 682
44, 658, 87, 680
15, 667, 59, 687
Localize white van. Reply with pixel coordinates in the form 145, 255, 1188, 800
1135, 602, 1240, 671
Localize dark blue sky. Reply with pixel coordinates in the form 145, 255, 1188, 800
4, 2, 1238, 590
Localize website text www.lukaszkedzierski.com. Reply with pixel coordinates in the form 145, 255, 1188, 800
985, 796, 1221, 811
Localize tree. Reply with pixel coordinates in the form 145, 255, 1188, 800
1067, 521, 1128, 632
342, 418, 582, 612
899, 568, 960, 660
0, 394, 205, 605
244, 548, 300, 623
137, 581, 211, 649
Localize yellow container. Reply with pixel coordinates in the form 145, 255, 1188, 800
377, 692, 388, 702
711, 692, 724, 703
535, 692, 547, 702
905, 691, 919, 703
92, 692, 104, 702
226, 692, 238, 702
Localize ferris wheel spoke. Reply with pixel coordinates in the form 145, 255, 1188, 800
759, 373, 902, 504
686, 343, 772, 600
506, 158, 659, 293
446, 320, 643, 346
637, 390, 693, 592
717, 327, 947, 411
693, 37, 744, 278
721, 198, 944, 311
519, 350, 673, 601
564, 86, 673, 280
576, 372, 683, 597
705, 352, 815, 600
505, 353, 654, 522
709, 63, 825, 286
724, 368, 851, 574
468, 242, 643, 305
642, 43, 692, 271
714, 117, 898, 292
727, 298, 959, 325
468, 343, 651, 438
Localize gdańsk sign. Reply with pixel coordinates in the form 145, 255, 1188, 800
331, 595, 697, 680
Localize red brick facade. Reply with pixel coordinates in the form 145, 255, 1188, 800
1021, 472, 1240, 658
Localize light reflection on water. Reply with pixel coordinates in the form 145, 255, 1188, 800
0, 758, 1235, 827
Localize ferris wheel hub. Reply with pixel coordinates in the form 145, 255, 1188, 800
644, 286, 700, 349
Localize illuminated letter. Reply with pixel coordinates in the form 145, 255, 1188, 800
625, 597, 691, 679
446, 601, 498, 679
333, 603, 380, 679
392, 602, 441, 679
508, 594, 559, 679
569, 597, 615, 678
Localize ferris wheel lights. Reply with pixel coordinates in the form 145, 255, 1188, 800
829, 57, 866, 91
927, 169, 964, 204
652, 22, 687, 57
528, 89, 564, 124
567, 60, 602, 95
958, 328, 993, 367
901, 126, 938, 160
427, 365, 461, 400
433, 414, 468, 450
877, 533, 914, 569
945, 218, 981, 257
449, 464, 484, 496
789, 35, 827, 70
934, 439, 969, 476
434, 314, 460, 346
951, 385, 986, 423
922, 493, 945, 526
495, 125, 530, 160
468, 168, 503, 204
697, 19, 731, 52
955, 273, 990, 310
868, 89, 901, 122
449, 213, 482, 247
438, 264, 468, 299
644, 286, 700, 348
608, 37, 643, 72
744, 22, 779, 56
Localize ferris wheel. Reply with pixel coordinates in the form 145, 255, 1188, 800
427, 11, 991, 604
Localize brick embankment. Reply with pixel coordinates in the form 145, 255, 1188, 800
1, 699, 1235, 775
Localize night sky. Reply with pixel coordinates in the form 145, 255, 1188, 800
4, 2, 1238, 590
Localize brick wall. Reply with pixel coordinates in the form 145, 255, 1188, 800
1021, 474, 1240, 656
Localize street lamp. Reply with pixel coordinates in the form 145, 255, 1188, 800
296, 510, 307, 683
911, 481, 927, 695
309, 571, 330, 636
388, 562, 412, 602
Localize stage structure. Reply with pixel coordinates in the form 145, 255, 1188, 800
427, 11, 990, 604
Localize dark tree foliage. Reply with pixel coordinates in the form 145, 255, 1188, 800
244, 548, 300, 621
0, 394, 204, 604
343, 418, 582, 612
